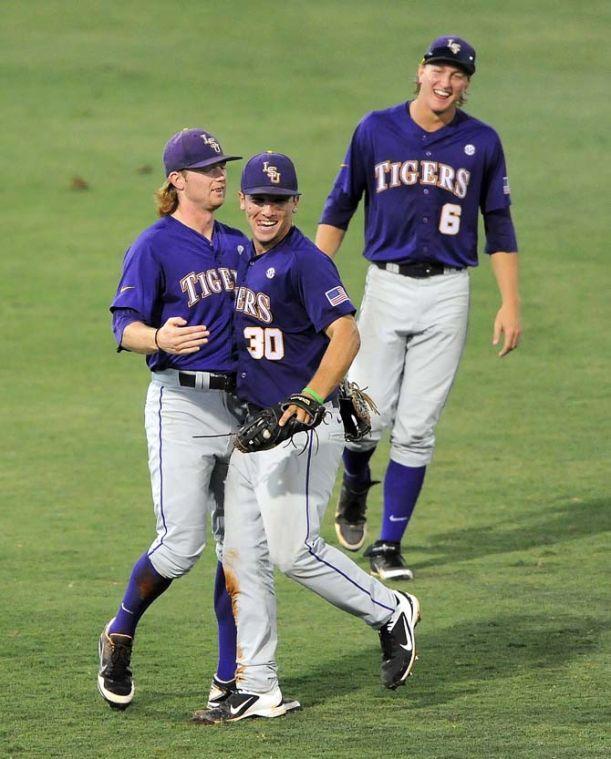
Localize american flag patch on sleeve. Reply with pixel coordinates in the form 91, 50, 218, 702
325, 286, 349, 306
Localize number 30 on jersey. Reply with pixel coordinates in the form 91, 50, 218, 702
244, 327, 285, 360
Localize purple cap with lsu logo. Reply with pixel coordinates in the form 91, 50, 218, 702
422, 36, 476, 75
163, 128, 242, 176
241, 151, 301, 197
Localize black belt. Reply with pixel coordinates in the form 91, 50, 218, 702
178, 372, 236, 392
375, 261, 459, 278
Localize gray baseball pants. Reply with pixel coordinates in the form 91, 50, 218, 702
347, 265, 470, 467
222, 411, 397, 694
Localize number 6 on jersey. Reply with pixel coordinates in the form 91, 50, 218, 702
439, 203, 462, 235
244, 326, 285, 360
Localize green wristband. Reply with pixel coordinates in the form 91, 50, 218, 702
302, 386, 325, 405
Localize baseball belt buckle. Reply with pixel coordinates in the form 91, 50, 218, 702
385, 262, 400, 274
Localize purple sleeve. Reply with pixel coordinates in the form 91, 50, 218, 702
319, 122, 368, 229
112, 307, 145, 351
292, 251, 356, 332
484, 208, 518, 254
481, 135, 512, 213
109, 242, 163, 323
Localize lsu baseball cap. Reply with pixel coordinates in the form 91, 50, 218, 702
422, 36, 476, 75
163, 128, 242, 176
241, 151, 301, 197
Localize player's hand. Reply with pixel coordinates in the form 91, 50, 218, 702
492, 303, 521, 357
279, 404, 313, 427
156, 317, 209, 355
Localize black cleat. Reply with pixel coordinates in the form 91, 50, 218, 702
192, 686, 301, 724
364, 540, 414, 581
334, 479, 380, 551
97, 618, 134, 710
379, 590, 421, 689
206, 676, 237, 709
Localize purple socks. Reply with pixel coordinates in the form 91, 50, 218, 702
108, 553, 172, 637
108, 556, 237, 682
213, 561, 237, 682
380, 461, 426, 543
342, 447, 376, 489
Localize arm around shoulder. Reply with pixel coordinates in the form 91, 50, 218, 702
120, 320, 160, 354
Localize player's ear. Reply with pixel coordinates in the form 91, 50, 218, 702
238, 191, 246, 211
292, 196, 300, 213
416, 64, 425, 84
168, 170, 186, 191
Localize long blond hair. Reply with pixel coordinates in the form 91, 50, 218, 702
154, 178, 180, 217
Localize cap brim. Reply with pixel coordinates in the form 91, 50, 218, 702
423, 55, 474, 75
241, 186, 301, 197
182, 154, 243, 170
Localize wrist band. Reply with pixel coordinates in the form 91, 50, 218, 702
302, 386, 325, 405
154, 329, 161, 350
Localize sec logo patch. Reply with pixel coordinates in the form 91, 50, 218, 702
464, 144, 476, 155
266, 267, 275, 279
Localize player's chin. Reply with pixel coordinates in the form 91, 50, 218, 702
209, 191, 226, 207
430, 98, 455, 114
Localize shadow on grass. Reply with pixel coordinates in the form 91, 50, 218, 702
283, 610, 604, 711
410, 497, 610, 570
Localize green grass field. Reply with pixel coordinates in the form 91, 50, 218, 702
2, 1, 610, 756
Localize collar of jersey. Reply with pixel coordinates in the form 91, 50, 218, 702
166, 215, 218, 247
251, 225, 300, 259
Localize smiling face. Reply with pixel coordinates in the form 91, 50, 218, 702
169, 162, 227, 212
239, 193, 299, 253
416, 62, 470, 116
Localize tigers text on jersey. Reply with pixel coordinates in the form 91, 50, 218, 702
234, 226, 355, 408
320, 101, 514, 268
110, 215, 249, 371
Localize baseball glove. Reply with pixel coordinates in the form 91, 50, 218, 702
234, 393, 326, 453
338, 380, 379, 442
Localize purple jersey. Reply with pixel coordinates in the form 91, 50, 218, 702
110, 216, 249, 371
320, 102, 517, 268
234, 226, 356, 407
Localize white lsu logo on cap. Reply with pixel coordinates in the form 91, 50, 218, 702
447, 38, 461, 54
263, 161, 281, 184
201, 133, 221, 153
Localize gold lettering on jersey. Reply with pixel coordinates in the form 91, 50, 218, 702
234, 286, 273, 324
206, 270, 222, 294
180, 272, 199, 307
420, 161, 438, 185
374, 161, 391, 192
197, 272, 212, 299
454, 168, 470, 199
373, 159, 471, 198
400, 160, 419, 185
437, 163, 455, 192
218, 267, 235, 292
180, 267, 237, 307
262, 161, 281, 184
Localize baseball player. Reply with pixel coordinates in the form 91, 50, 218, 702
192, 152, 420, 725
97, 128, 249, 710
315, 36, 521, 580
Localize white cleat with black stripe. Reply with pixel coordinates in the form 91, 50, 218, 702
192, 686, 300, 724
206, 676, 236, 709
379, 590, 421, 689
